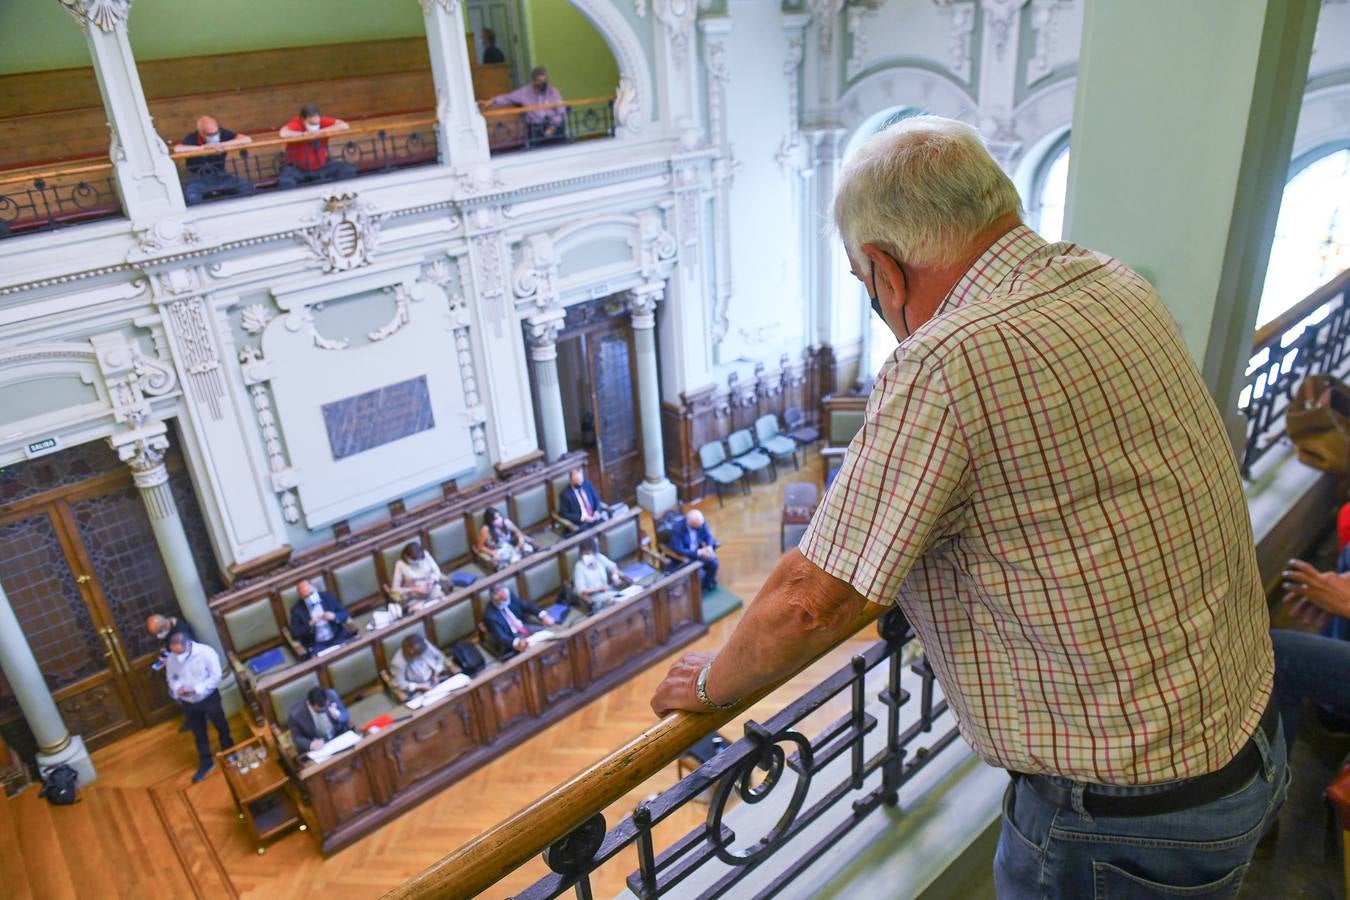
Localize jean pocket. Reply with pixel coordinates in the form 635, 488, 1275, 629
1092, 860, 1248, 899
1001, 780, 1044, 856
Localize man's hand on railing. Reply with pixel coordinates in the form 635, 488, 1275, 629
650, 650, 717, 716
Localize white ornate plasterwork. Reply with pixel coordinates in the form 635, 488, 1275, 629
980, 0, 1031, 60
1025, 0, 1072, 85
810, 0, 846, 56
652, 0, 697, 68
633, 0, 646, 15
565, 0, 652, 133
369, 283, 422, 342
512, 234, 560, 312
636, 211, 678, 279
297, 193, 382, 274
470, 232, 508, 339
58, 0, 130, 33
418, 0, 458, 14
625, 282, 663, 330
116, 431, 171, 494
237, 344, 301, 524
845, 6, 874, 81
92, 332, 178, 428
933, 0, 977, 81
166, 296, 228, 421
426, 259, 489, 455
132, 219, 203, 259
776, 26, 810, 177
702, 29, 732, 150
240, 303, 274, 336
614, 77, 641, 134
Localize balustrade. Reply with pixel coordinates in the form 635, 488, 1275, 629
483, 97, 616, 154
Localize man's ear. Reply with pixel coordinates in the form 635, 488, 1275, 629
859, 242, 904, 295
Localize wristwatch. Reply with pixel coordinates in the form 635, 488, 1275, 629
695, 662, 736, 711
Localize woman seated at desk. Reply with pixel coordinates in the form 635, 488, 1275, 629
477, 506, 534, 569
572, 537, 626, 610
389, 634, 447, 695
389, 540, 444, 611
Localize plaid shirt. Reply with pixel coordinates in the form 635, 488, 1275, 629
801, 225, 1272, 784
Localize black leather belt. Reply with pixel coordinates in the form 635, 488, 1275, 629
1010, 701, 1280, 818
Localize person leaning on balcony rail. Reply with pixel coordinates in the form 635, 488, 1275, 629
172, 116, 254, 205
477, 66, 567, 144
277, 103, 356, 189
651, 115, 1285, 897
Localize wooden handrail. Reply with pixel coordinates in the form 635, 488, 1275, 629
384, 603, 885, 900
0, 159, 116, 187
167, 114, 438, 159
1251, 267, 1350, 351
479, 95, 614, 119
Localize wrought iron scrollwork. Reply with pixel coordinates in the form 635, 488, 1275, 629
543, 811, 607, 876
706, 723, 813, 866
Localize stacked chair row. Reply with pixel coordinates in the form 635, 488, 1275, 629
697, 408, 820, 505
210, 452, 591, 714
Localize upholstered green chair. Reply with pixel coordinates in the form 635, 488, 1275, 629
427, 519, 480, 586
511, 483, 561, 547
755, 413, 800, 470
222, 596, 298, 678
519, 558, 562, 606
600, 517, 641, 565
327, 645, 394, 727
698, 440, 749, 506
432, 598, 479, 649
331, 556, 382, 631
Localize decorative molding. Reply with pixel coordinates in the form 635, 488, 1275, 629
637, 211, 678, 279
297, 193, 382, 274
980, 0, 1031, 61
776, 26, 809, 177
512, 234, 560, 313
237, 344, 301, 524
738, 322, 782, 346
1025, 0, 1071, 85
240, 303, 274, 336
809, 0, 846, 56
369, 283, 421, 343
92, 332, 178, 428
116, 432, 170, 490
845, 6, 871, 81
626, 282, 663, 330
471, 232, 508, 339
417, 0, 459, 14
933, 0, 977, 80
58, 0, 131, 33
614, 77, 641, 133
131, 219, 203, 259
435, 260, 489, 456
652, 0, 697, 68
634, 0, 646, 15
701, 25, 732, 150
166, 296, 228, 420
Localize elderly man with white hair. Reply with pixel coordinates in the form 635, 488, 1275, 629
652, 115, 1282, 896
667, 508, 720, 591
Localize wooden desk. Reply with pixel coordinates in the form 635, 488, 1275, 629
217, 736, 305, 854
291, 563, 704, 854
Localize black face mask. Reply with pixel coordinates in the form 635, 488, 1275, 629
866, 258, 910, 337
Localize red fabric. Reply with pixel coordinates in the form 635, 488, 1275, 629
1338, 502, 1350, 550
283, 116, 338, 170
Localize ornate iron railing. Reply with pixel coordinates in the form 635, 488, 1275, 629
170, 116, 440, 206
389, 608, 961, 899
483, 95, 616, 154
1239, 268, 1350, 476
0, 163, 122, 237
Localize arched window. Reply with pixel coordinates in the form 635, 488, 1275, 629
1030, 137, 1071, 242
1256, 144, 1350, 326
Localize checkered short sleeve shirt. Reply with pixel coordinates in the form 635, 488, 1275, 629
800, 225, 1273, 785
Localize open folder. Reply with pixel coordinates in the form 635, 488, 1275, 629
306, 728, 361, 763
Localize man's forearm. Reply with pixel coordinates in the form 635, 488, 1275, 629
705, 550, 878, 704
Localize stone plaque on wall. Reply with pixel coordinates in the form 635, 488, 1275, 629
321, 376, 435, 460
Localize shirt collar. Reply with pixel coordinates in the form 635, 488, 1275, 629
936, 224, 1049, 317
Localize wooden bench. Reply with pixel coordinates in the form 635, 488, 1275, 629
211, 451, 591, 713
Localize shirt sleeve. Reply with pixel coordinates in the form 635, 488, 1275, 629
320, 116, 338, 127
799, 355, 970, 606
200, 647, 223, 695
219, 129, 237, 141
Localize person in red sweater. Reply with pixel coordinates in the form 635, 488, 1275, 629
276, 103, 356, 189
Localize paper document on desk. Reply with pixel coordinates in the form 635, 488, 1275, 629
307, 729, 360, 762
526, 630, 556, 646
405, 672, 472, 709
614, 585, 642, 601
316, 643, 346, 658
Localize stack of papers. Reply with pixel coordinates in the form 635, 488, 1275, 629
405, 672, 472, 709
614, 585, 643, 601
307, 729, 361, 762
526, 630, 556, 646
316, 643, 346, 658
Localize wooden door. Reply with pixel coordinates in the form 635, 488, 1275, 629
586, 324, 644, 503
0, 478, 182, 750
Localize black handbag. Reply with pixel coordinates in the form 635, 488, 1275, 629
38, 764, 79, 805
450, 640, 486, 676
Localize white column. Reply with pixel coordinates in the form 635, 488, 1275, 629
628, 283, 678, 515
113, 430, 224, 659
59, 0, 185, 224
0, 578, 95, 785
419, 0, 491, 172
803, 128, 846, 349
1064, 0, 1320, 444
525, 312, 568, 462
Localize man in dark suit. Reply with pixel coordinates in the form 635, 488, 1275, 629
482, 584, 557, 656
668, 509, 720, 591
481, 28, 506, 64
288, 579, 351, 655
558, 467, 608, 529
287, 686, 351, 753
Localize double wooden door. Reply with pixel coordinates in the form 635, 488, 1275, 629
584, 324, 644, 503
0, 471, 183, 750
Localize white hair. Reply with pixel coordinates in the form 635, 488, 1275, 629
833, 115, 1023, 268
686, 509, 704, 526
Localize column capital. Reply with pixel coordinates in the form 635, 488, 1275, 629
525, 313, 564, 362
627, 283, 665, 329
115, 431, 170, 489
417, 0, 459, 16
58, 0, 132, 33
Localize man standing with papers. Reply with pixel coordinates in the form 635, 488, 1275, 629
165, 633, 233, 782
288, 686, 351, 754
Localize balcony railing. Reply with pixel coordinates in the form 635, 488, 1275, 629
388, 607, 961, 899
1239, 268, 1350, 476
483, 96, 615, 154
0, 161, 123, 238
170, 115, 440, 207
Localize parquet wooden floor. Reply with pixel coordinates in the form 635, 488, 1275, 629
0, 450, 872, 899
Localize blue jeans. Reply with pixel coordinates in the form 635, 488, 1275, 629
994, 720, 1288, 898
1272, 627, 1350, 756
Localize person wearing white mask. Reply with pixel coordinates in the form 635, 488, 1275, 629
277, 103, 355, 189
165, 633, 233, 782
172, 115, 254, 205
146, 613, 198, 732
572, 537, 624, 609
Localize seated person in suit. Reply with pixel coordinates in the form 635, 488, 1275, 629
669, 509, 720, 591
572, 538, 625, 609
288, 579, 351, 655
389, 634, 446, 695
477, 506, 534, 569
389, 540, 444, 611
558, 467, 609, 529
288, 686, 351, 753
482, 584, 556, 655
